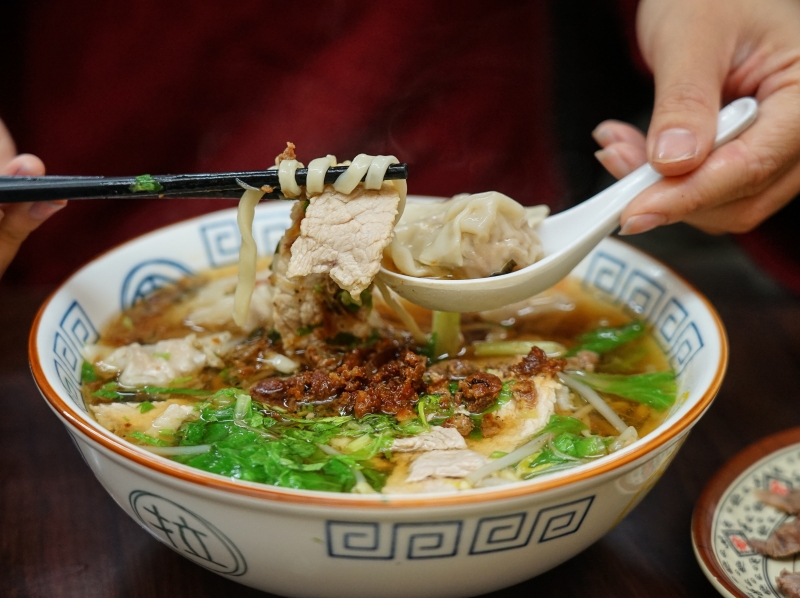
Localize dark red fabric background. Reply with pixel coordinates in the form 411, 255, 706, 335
5, 0, 573, 285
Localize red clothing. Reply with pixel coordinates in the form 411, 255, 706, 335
6, 1, 567, 285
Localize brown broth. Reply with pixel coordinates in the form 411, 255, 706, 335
88, 273, 671, 435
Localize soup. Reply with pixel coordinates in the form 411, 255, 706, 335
80, 146, 675, 494
81, 271, 675, 494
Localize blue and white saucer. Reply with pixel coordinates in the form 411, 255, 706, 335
693, 428, 800, 598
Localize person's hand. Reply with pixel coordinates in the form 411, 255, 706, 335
592, 0, 800, 235
0, 118, 65, 278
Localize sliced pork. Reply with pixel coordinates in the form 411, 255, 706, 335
287, 183, 402, 299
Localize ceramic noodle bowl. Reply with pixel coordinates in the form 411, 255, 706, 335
29, 200, 727, 598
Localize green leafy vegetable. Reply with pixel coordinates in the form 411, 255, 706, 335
92, 382, 122, 400
551, 433, 607, 459
566, 320, 646, 356
569, 370, 677, 410
417, 394, 454, 429
516, 427, 608, 479
337, 288, 373, 313
81, 361, 98, 383
538, 414, 587, 436
164, 392, 430, 493
129, 174, 163, 193
138, 401, 155, 413
129, 431, 170, 446
92, 383, 212, 401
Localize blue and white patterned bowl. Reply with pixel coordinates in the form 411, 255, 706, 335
30, 200, 727, 598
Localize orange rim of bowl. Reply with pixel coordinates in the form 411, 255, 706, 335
29, 238, 728, 509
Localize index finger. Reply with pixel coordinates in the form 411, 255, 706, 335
620, 91, 800, 232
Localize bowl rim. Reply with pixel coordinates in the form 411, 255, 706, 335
28, 208, 729, 509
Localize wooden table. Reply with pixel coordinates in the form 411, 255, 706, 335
3, 225, 799, 598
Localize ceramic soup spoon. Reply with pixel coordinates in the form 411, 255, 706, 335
378, 97, 758, 312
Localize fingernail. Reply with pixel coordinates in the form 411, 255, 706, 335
594, 148, 612, 162
13, 164, 36, 176
654, 128, 698, 163
592, 126, 615, 146
595, 147, 634, 178
29, 201, 66, 220
619, 213, 667, 235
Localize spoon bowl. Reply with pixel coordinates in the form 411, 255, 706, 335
378, 97, 758, 312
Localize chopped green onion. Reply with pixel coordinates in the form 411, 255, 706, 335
80, 361, 98, 383
129, 174, 163, 193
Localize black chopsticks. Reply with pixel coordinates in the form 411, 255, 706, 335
0, 164, 408, 202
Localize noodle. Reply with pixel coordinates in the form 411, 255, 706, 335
232, 188, 266, 327
306, 155, 337, 195
278, 159, 304, 198
333, 153, 374, 194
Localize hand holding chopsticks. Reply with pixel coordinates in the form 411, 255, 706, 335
0, 164, 409, 203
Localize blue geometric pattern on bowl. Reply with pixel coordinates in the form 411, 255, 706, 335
130, 490, 247, 576
711, 444, 800, 597
200, 210, 293, 268
121, 259, 194, 311
51, 301, 99, 412
326, 495, 594, 560
583, 251, 703, 376
326, 520, 463, 560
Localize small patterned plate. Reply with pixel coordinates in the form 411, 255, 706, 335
693, 428, 800, 598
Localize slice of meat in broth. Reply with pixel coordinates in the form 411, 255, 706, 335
406, 449, 489, 482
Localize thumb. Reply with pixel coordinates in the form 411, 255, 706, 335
640, 1, 733, 176
0, 118, 17, 165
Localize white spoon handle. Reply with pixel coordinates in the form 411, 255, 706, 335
545, 97, 759, 239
